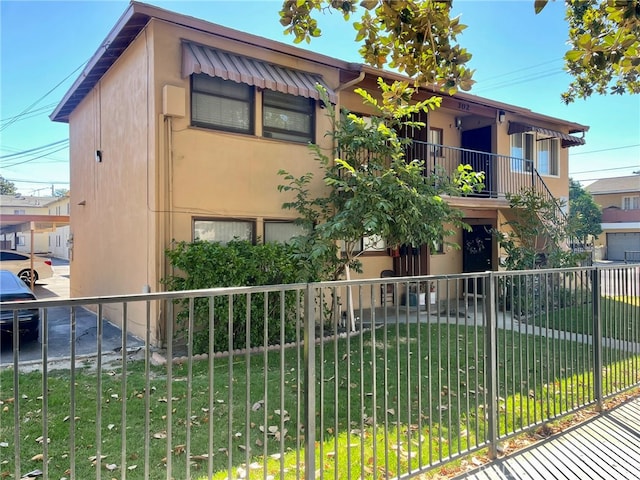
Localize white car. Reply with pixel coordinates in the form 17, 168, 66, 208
0, 250, 54, 285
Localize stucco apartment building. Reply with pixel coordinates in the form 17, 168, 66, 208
50, 1, 588, 344
0, 194, 70, 259
586, 175, 640, 261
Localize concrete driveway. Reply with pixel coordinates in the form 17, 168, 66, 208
0, 258, 143, 366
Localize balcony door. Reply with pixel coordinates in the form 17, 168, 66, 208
461, 126, 495, 196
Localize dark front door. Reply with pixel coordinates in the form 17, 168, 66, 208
463, 224, 493, 295
461, 126, 494, 196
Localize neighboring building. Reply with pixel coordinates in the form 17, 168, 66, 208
586, 175, 640, 261
0, 195, 59, 253
46, 194, 71, 260
50, 1, 588, 344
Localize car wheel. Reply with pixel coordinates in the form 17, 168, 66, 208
17, 269, 38, 285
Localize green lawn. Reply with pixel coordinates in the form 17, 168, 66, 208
529, 295, 640, 340
1, 323, 638, 479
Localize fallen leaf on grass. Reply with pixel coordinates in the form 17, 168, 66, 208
105, 463, 118, 471
30, 454, 44, 462
153, 432, 167, 439
88, 455, 107, 464
20, 469, 42, 478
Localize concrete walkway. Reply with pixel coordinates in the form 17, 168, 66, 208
455, 397, 640, 479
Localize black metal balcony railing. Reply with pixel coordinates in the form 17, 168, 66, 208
339, 140, 579, 252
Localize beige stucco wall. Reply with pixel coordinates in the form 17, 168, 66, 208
69, 27, 157, 339
593, 192, 628, 209
65, 15, 579, 343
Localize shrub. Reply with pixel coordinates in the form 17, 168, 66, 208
164, 240, 308, 353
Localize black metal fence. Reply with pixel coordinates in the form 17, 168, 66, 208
1, 265, 639, 479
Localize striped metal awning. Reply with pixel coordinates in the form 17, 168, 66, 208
182, 41, 337, 104
508, 121, 586, 148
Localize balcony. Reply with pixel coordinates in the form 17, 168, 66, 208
406, 141, 558, 203
602, 206, 640, 223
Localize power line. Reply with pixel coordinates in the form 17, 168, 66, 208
0, 102, 59, 125
570, 144, 640, 156
475, 58, 562, 84
1, 146, 69, 168
569, 165, 639, 175
0, 59, 88, 132
2, 177, 69, 185
0, 139, 68, 160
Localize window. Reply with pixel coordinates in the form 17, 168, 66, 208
13, 209, 25, 215
623, 196, 640, 210
264, 221, 309, 244
193, 219, 254, 245
428, 127, 444, 157
340, 235, 386, 254
263, 90, 314, 143
510, 133, 534, 172
17, 236, 25, 246
430, 236, 445, 254
537, 138, 559, 176
191, 74, 253, 133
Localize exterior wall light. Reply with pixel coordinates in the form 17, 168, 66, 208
498, 110, 506, 124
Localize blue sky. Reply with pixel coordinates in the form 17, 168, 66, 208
1, 0, 638, 195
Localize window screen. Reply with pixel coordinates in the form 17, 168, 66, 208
191, 74, 253, 133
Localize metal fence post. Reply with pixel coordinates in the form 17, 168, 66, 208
591, 267, 603, 412
485, 272, 499, 459
304, 283, 317, 477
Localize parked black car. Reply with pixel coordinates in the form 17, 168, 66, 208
0, 270, 39, 341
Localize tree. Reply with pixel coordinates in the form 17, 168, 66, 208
493, 188, 584, 271
279, 81, 483, 329
279, 82, 483, 276
560, 0, 640, 103
279, 0, 639, 101
0, 176, 18, 195
568, 178, 602, 244
54, 188, 69, 197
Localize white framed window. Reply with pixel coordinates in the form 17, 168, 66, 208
510, 132, 560, 176
193, 219, 254, 245
263, 90, 315, 143
17, 236, 25, 246
537, 138, 559, 176
340, 235, 386, 254
264, 221, 309, 244
623, 196, 640, 210
191, 74, 253, 134
429, 127, 443, 156
14, 209, 25, 215
510, 133, 534, 173
430, 236, 445, 255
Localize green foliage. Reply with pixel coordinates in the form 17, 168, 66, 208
569, 178, 602, 244
164, 240, 308, 353
562, 0, 640, 102
278, 81, 484, 281
279, 1, 639, 101
279, 0, 474, 94
494, 189, 589, 316
0, 175, 17, 195
494, 188, 586, 271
